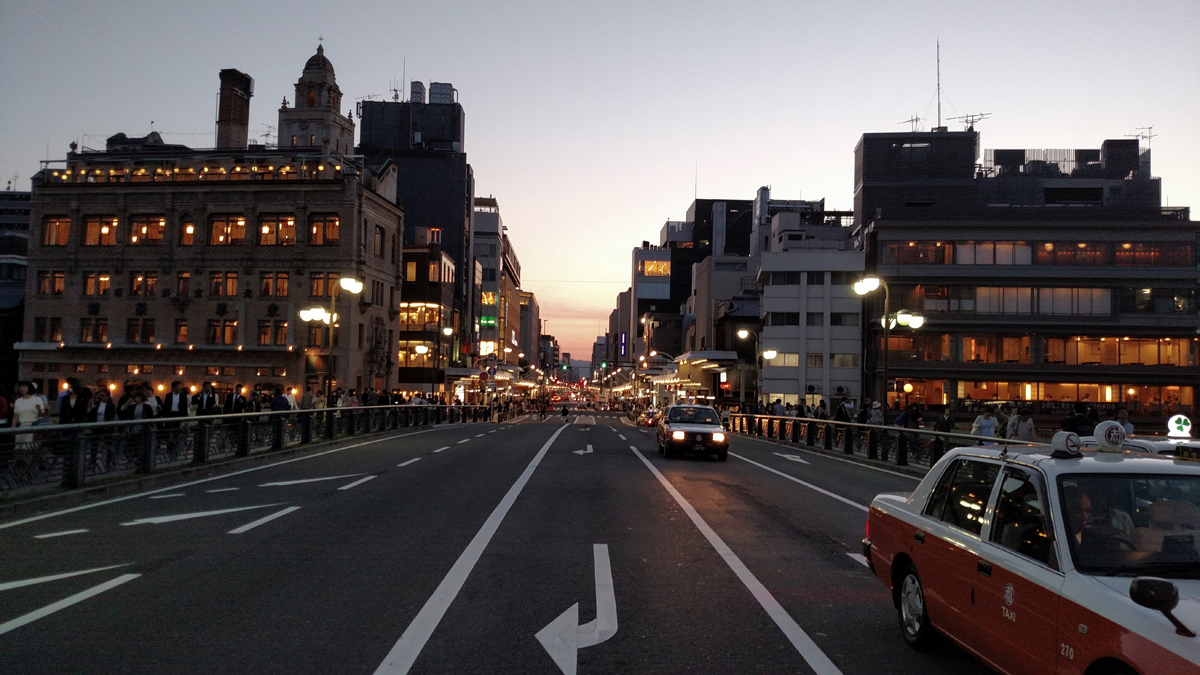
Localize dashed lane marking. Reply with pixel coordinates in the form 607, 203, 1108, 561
397, 458, 422, 467
337, 476, 377, 491
432, 446, 450, 453
259, 474, 364, 487
120, 503, 287, 526
32, 529, 89, 539
618, 434, 627, 441
458, 439, 470, 444
228, 506, 302, 534
735, 435, 920, 481
0, 564, 130, 591
148, 493, 185, 499
206, 488, 239, 493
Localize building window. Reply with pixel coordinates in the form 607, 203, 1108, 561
398, 303, 442, 331
806, 272, 825, 285
374, 226, 385, 257
37, 271, 65, 296
429, 228, 442, 244
481, 292, 497, 306
397, 341, 437, 368
637, 260, 670, 276
210, 271, 238, 297
130, 272, 158, 296
42, 217, 70, 246
258, 320, 289, 346
84, 217, 118, 246
764, 352, 800, 367
1033, 242, 1108, 266
209, 215, 246, 245
80, 318, 108, 343
33, 317, 63, 342
405, 262, 418, 282
309, 134, 316, 146
829, 272, 854, 285
84, 272, 111, 296
180, 218, 195, 246
261, 272, 289, 297
804, 312, 823, 326
830, 313, 859, 326
129, 215, 165, 245
207, 319, 238, 345
805, 354, 824, 368
482, 267, 497, 282
371, 280, 384, 304
768, 272, 802, 285
259, 215, 296, 245
831, 354, 859, 368
291, 135, 297, 147
176, 272, 190, 296
310, 215, 339, 245
126, 318, 155, 344
428, 262, 440, 282
175, 319, 188, 344
309, 272, 339, 297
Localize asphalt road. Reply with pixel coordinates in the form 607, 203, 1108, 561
0, 412, 993, 674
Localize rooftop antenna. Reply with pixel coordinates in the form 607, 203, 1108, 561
948, 112, 991, 131
260, 123, 276, 145
403, 58, 407, 102
1129, 125, 1156, 148
390, 78, 401, 102
898, 115, 922, 132
936, 40, 942, 128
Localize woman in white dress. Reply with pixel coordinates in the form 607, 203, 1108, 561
13, 381, 46, 449
970, 406, 999, 445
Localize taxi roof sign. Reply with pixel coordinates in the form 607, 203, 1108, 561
1168, 414, 1192, 439
1094, 420, 1126, 452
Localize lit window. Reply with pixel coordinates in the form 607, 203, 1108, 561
84, 217, 118, 246
638, 260, 670, 276
309, 215, 339, 245
481, 292, 497, 306
180, 218, 195, 246
209, 215, 246, 245
128, 215, 165, 245
259, 215, 296, 245
480, 341, 496, 356
42, 217, 70, 246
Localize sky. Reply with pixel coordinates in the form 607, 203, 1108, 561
2, 0, 1197, 359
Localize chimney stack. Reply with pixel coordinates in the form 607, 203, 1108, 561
216, 69, 254, 149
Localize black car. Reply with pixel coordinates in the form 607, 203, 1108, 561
656, 405, 728, 461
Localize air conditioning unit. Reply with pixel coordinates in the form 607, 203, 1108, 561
835, 385, 847, 394
806, 385, 817, 394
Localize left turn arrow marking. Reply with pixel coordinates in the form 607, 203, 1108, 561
121, 503, 286, 526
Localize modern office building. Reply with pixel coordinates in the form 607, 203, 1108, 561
854, 129, 1198, 419
472, 197, 523, 368
0, 190, 31, 388
518, 290, 540, 367
18, 50, 404, 400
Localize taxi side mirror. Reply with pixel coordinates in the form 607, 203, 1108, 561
1130, 577, 1197, 637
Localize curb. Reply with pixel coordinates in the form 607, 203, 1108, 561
0, 423, 463, 519
731, 432, 931, 479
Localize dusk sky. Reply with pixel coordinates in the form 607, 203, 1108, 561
2, 0, 1197, 359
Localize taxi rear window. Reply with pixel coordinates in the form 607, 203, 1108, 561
924, 459, 999, 536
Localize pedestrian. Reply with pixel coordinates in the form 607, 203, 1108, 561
970, 406, 999, 444
59, 380, 91, 425
1009, 407, 1037, 442
193, 383, 221, 415
13, 381, 46, 447
300, 386, 316, 410
1061, 402, 1094, 436
1116, 408, 1134, 435
856, 398, 871, 425
932, 407, 955, 460
561, 404, 569, 420
223, 385, 248, 415
772, 398, 785, 416
834, 397, 853, 423
270, 388, 291, 412
161, 381, 190, 418
815, 400, 828, 420
119, 390, 156, 420
869, 400, 884, 426
86, 389, 118, 422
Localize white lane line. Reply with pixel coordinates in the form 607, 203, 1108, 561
0, 426, 464, 530
0, 564, 130, 591
488, 430, 497, 433
618, 434, 627, 441
398, 458, 422, 467
432, 446, 450, 453
228, 506, 302, 534
206, 487, 240, 493
258, 473, 364, 487
847, 553, 870, 568
32, 529, 89, 540
475, 433, 486, 438
148, 493, 186, 499
729, 452, 868, 513
457, 439, 470, 444
338, 475, 377, 491
632, 447, 843, 675
736, 435, 920, 481
0, 573, 141, 636
372, 424, 570, 675
121, 503, 286, 526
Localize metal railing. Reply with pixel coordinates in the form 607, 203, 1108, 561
0, 404, 490, 495
727, 414, 1050, 469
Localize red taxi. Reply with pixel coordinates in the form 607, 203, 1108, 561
863, 422, 1200, 674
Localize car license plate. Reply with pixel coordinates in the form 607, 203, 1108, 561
694, 443, 706, 451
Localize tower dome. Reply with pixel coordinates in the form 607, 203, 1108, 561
303, 45, 335, 78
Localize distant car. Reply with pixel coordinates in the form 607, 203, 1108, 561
636, 409, 658, 427
864, 437, 1200, 674
657, 405, 728, 461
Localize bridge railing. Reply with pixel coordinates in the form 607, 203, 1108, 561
0, 404, 491, 495
726, 414, 1050, 469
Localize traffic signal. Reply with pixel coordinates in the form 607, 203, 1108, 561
562, 364, 568, 370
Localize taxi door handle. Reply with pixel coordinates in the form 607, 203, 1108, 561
977, 560, 993, 577
914, 531, 925, 544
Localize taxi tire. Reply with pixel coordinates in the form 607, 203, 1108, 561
896, 563, 934, 649
664, 443, 675, 459
717, 450, 728, 461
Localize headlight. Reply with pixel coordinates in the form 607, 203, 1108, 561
671, 430, 686, 440
712, 432, 726, 443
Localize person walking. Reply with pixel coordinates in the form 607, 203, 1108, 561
222, 385, 247, 415
270, 388, 291, 412
161, 381, 190, 418
193, 384, 221, 416
59, 381, 91, 425
970, 406, 999, 444
13, 381, 46, 448
1008, 407, 1037, 442
932, 408, 955, 460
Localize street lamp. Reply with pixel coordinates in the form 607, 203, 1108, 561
301, 275, 362, 400
854, 275, 924, 420
735, 329, 763, 407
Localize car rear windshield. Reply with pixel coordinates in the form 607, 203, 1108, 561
667, 407, 719, 425
1059, 473, 1200, 579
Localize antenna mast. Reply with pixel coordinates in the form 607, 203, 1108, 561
936, 40, 941, 128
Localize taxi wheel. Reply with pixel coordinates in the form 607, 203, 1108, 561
664, 443, 675, 459
897, 563, 934, 649
717, 450, 728, 461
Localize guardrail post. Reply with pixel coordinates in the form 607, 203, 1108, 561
868, 429, 879, 460
823, 424, 834, 450
806, 421, 817, 446
880, 431, 890, 462
238, 419, 251, 457
195, 422, 212, 463
140, 426, 158, 474
896, 432, 909, 466
844, 425, 855, 454
347, 410, 358, 435
753, 416, 761, 436
272, 415, 285, 452
791, 419, 801, 443
301, 414, 313, 444
63, 430, 86, 488
777, 419, 786, 441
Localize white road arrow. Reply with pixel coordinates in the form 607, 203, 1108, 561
773, 452, 811, 465
535, 544, 617, 675
120, 503, 285, 526
258, 473, 364, 487
572, 445, 594, 456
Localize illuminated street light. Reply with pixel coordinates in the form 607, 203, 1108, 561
762, 349, 778, 360
442, 327, 454, 336
414, 345, 430, 355
302, 275, 361, 400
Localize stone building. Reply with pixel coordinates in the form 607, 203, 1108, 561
18, 48, 404, 402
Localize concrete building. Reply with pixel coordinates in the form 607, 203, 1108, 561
472, 197, 522, 369
518, 290, 540, 367
18, 50, 404, 401
854, 129, 1198, 419
0, 190, 30, 388
397, 241, 456, 392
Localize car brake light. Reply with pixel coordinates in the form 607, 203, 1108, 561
865, 517, 870, 539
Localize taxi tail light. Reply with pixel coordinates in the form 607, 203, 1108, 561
671, 430, 686, 440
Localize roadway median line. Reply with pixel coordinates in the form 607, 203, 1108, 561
632, 446, 844, 675
728, 452, 868, 513
372, 423, 570, 675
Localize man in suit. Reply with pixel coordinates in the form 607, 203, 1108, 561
193, 383, 220, 416
300, 386, 316, 410
223, 384, 247, 415
86, 389, 118, 423
162, 381, 190, 418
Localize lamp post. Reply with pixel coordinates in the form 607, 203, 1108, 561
300, 275, 362, 402
853, 275, 924, 424
736, 329, 762, 408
